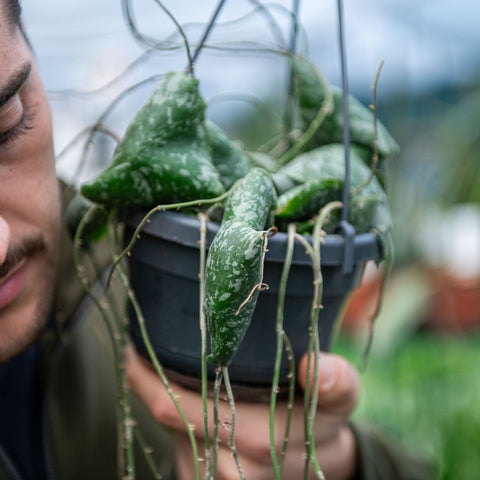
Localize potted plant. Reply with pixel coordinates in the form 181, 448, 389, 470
69, 1, 398, 478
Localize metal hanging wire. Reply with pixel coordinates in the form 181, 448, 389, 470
335, 0, 356, 273
286, 0, 355, 273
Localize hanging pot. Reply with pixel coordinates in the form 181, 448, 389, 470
125, 209, 382, 396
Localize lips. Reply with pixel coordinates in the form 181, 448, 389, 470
0, 261, 27, 310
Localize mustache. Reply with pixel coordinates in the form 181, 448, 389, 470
0, 236, 46, 278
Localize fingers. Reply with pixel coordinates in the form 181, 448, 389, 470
297, 352, 360, 415
127, 344, 359, 442
126, 346, 359, 479
126, 345, 291, 449
175, 433, 256, 480
125, 346, 231, 435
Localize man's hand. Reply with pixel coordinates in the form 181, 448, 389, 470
126, 347, 359, 480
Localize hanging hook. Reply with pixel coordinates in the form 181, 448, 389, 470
336, 0, 356, 274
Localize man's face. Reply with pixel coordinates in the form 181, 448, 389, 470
0, 6, 60, 362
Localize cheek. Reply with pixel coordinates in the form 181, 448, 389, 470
28, 97, 56, 177
22, 117, 59, 227
6, 97, 61, 250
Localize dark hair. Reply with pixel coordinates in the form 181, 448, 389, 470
4, 0, 22, 29
3, 0, 30, 48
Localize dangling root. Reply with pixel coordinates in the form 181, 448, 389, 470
350, 60, 384, 198
234, 226, 277, 316
270, 222, 296, 479
360, 229, 395, 371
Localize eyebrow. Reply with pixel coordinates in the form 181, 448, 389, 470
0, 63, 32, 108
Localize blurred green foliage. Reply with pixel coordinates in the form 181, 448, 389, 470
381, 84, 480, 264
335, 333, 480, 480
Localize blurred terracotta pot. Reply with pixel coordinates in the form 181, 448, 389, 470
423, 268, 480, 333
341, 262, 384, 334
341, 264, 480, 335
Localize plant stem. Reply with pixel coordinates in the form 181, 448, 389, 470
298, 229, 318, 480
249, 0, 288, 47
207, 93, 282, 131
107, 191, 229, 288
151, 0, 193, 69
70, 74, 163, 186
198, 213, 212, 479
48, 48, 159, 98
190, 0, 227, 70
234, 227, 273, 316
120, 364, 136, 480
114, 261, 202, 480
122, 0, 159, 50
296, 201, 342, 480
350, 60, 384, 198
283, 0, 301, 136
107, 210, 136, 480
289, 0, 301, 55
222, 367, 246, 480
277, 69, 333, 167
360, 229, 395, 371
211, 368, 223, 479
270, 222, 296, 479
280, 332, 296, 472
133, 429, 162, 479
73, 206, 133, 478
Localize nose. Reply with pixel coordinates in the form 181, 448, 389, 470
0, 216, 10, 266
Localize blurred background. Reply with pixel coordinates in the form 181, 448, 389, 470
22, 1, 480, 478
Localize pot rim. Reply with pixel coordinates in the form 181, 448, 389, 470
124, 209, 382, 266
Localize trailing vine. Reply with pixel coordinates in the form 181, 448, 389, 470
66, 1, 397, 478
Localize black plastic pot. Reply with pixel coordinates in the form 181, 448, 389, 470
125, 210, 381, 396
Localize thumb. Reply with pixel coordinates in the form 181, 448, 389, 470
297, 352, 360, 415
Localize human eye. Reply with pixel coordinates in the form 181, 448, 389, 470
0, 96, 35, 151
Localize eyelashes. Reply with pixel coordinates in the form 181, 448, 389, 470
0, 104, 36, 150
